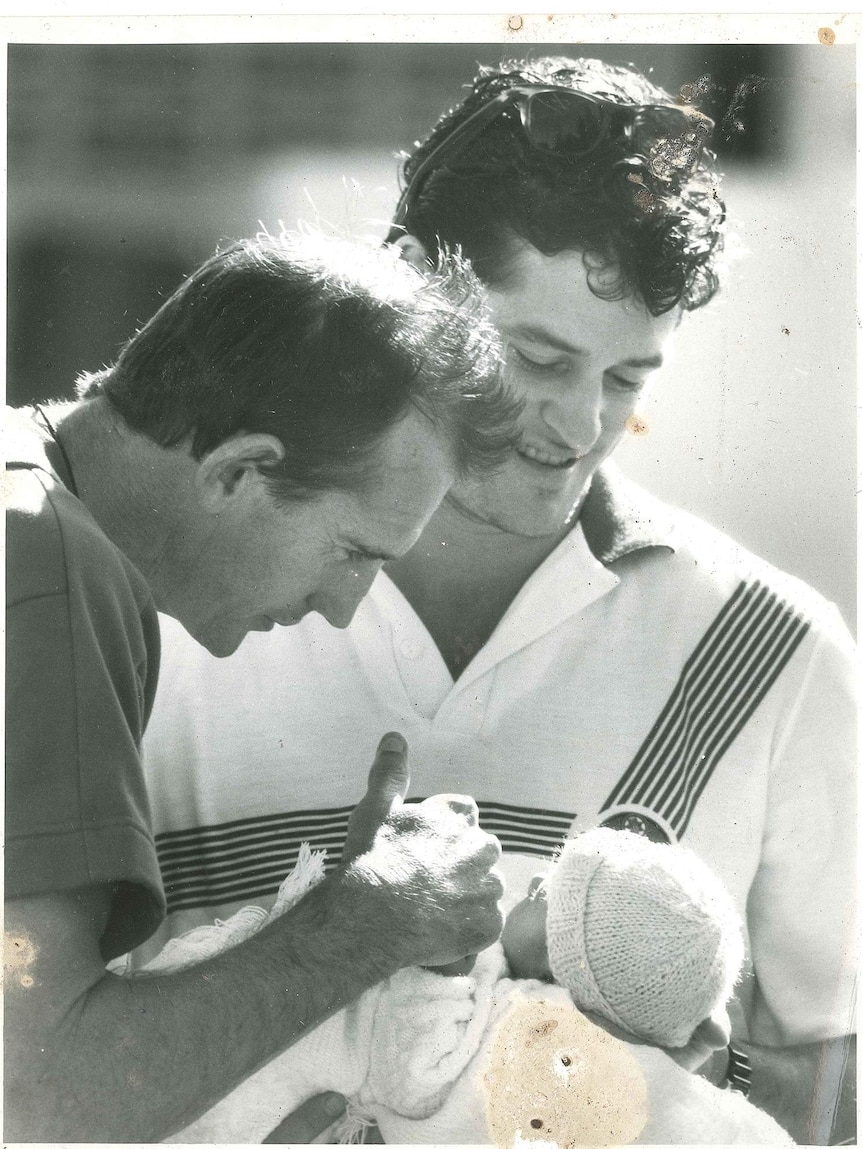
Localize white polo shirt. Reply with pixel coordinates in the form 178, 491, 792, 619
137, 468, 857, 1047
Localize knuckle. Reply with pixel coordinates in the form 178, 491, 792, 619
469, 832, 502, 866
486, 869, 506, 901
484, 833, 503, 861
387, 806, 417, 834
470, 914, 502, 950
444, 794, 480, 822
417, 795, 453, 824
421, 792, 479, 823
485, 907, 505, 942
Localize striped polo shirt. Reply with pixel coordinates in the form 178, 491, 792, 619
135, 465, 856, 1048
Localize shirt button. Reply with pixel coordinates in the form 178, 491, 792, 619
400, 639, 422, 659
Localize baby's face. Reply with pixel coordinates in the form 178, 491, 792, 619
501, 874, 553, 980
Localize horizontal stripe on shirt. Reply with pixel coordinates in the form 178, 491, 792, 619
156, 799, 575, 914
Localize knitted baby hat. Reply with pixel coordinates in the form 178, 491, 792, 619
544, 827, 744, 1048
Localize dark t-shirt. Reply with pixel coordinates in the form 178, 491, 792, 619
6, 407, 165, 959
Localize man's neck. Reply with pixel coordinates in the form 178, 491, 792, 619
386, 497, 576, 678
45, 397, 194, 601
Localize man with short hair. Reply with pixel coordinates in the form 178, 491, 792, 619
5, 229, 516, 1142
141, 60, 855, 1141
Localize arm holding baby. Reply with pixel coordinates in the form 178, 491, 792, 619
117, 737, 506, 1144
372, 827, 793, 1144
493, 828, 793, 1144
135, 816, 793, 1145
344, 828, 792, 1145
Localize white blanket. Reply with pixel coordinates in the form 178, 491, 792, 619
130, 850, 792, 1145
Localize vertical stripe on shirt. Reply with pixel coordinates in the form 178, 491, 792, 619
600, 579, 811, 836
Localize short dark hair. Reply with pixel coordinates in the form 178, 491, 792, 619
395, 56, 726, 316
79, 230, 519, 499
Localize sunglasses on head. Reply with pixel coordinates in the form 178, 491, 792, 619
389, 85, 714, 237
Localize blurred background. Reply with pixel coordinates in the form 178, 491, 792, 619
7, 41, 856, 629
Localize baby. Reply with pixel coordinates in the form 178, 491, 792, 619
137, 830, 792, 1145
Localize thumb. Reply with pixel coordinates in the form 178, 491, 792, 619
365, 731, 411, 808
263, 1092, 346, 1143
342, 732, 410, 863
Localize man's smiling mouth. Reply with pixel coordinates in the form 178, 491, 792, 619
518, 444, 581, 469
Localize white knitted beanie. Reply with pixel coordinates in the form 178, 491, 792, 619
544, 828, 744, 1048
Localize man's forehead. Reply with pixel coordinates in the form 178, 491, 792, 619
369, 412, 458, 496
382, 407, 456, 464
339, 431, 455, 555
490, 246, 680, 354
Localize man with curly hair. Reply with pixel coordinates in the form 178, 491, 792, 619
141, 58, 856, 1142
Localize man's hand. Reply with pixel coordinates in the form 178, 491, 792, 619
4, 733, 502, 1143
339, 731, 505, 970
262, 1094, 388, 1144
4, 735, 498, 1143
262, 1092, 347, 1143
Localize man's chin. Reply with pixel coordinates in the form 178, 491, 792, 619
483, 502, 583, 539
181, 622, 245, 659
449, 468, 592, 538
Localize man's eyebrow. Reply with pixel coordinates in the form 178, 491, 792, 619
619, 354, 664, 370
509, 326, 663, 370
510, 325, 586, 356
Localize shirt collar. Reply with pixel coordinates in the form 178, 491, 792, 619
579, 463, 676, 565
6, 406, 62, 483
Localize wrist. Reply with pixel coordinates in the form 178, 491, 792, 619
271, 865, 406, 995
323, 861, 420, 976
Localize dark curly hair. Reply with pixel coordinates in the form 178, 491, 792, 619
393, 57, 726, 316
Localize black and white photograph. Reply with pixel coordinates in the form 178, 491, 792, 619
5, 14, 857, 1146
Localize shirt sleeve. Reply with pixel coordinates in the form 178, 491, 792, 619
6, 476, 164, 959
746, 604, 857, 1044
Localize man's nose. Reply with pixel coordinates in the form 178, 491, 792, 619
312, 566, 379, 630
540, 374, 603, 455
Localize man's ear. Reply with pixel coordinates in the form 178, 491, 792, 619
195, 432, 285, 511
391, 234, 432, 274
